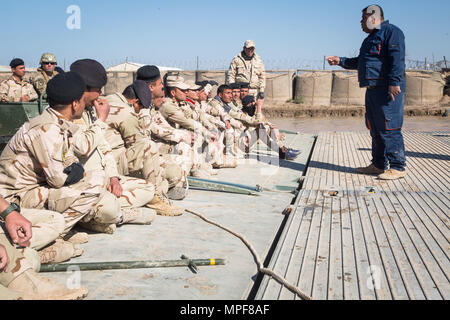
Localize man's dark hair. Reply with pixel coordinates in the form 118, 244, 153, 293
122, 85, 137, 100
217, 84, 231, 95
363, 4, 384, 18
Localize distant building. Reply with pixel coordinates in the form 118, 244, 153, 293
106, 62, 182, 72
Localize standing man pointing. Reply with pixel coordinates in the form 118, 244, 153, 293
327, 5, 407, 180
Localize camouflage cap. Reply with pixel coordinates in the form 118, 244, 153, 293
185, 81, 202, 91
244, 40, 255, 48
40, 53, 57, 64
165, 75, 190, 90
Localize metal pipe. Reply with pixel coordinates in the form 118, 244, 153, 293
188, 176, 262, 194
39, 258, 226, 273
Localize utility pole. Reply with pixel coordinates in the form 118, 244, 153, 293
196, 56, 199, 70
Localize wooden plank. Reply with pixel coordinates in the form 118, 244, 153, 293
327, 196, 344, 299
311, 189, 333, 299
260, 190, 313, 299
376, 192, 426, 299
347, 191, 377, 300
387, 191, 444, 300
289, 190, 324, 299
340, 191, 360, 300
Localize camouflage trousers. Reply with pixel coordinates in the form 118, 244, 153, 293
126, 140, 170, 197
80, 175, 155, 225
236, 124, 282, 154
0, 208, 65, 252
0, 233, 40, 299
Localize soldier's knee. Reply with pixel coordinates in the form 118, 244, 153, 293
92, 192, 121, 224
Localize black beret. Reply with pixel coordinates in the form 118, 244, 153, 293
242, 95, 255, 107
10, 58, 25, 68
70, 59, 107, 88
230, 83, 241, 90
132, 80, 152, 108
46, 72, 86, 105
137, 65, 160, 83
238, 82, 250, 89
195, 80, 209, 88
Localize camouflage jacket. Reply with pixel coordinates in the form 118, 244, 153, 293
0, 108, 80, 201
104, 93, 159, 171
31, 68, 59, 96
149, 107, 188, 145
227, 52, 266, 92
0, 76, 38, 102
72, 108, 120, 179
159, 98, 207, 135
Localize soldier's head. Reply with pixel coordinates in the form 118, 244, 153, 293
122, 80, 152, 112
164, 75, 190, 103
361, 5, 384, 33
46, 72, 86, 120
243, 40, 256, 58
230, 83, 241, 102
70, 59, 107, 107
186, 83, 202, 101
153, 96, 166, 108
198, 88, 207, 102
239, 83, 250, 100
40, 53, 58, 73
218, 84, 233, 104
137, 65, 164, 99
9, 58, 26, 79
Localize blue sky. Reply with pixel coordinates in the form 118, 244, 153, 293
1, 0, 449, 69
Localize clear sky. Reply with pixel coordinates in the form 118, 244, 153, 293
1, 0, 449, 70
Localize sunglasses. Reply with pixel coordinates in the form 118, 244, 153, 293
43, 62, 56, 65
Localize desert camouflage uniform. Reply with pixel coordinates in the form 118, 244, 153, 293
104, 93, 181, 195
227, 52, 266, 97
231, 100, 243, 110
149, 106, 193, 181
31, 68, 59, 96
0, 234, 40, 299
160, 98, 222, 167
0, 108, 103, 235
72, 108, 155, 225
0, 76, 38, 102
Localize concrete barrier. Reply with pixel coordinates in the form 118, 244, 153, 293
265, 70, 295, 102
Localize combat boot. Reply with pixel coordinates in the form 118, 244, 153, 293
167, 181, 189, 200
77, 220, 117, 234
146, 194, 184, 216
213, 155, 237, 169
63, 231, 89, 244
190, 164, 211, 179
119, 207, 156, 225
378, 168, 407, 180
38, 239, 83, 264
7, 269, 88, 300
356, 164, 385, 175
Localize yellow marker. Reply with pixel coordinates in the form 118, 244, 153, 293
210, 259, 215, 266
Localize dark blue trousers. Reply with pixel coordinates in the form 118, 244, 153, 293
365, 84, 406, 171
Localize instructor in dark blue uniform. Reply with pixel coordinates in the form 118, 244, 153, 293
327, 4, 407, 180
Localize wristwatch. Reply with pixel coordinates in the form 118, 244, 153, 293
0, 203, 20, 221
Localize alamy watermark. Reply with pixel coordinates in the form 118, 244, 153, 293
66, 5, 81, 30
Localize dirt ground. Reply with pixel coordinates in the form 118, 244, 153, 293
264, 95, 450, 118
268, 116, 450, 134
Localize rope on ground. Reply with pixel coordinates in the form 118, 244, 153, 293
185, 209, 312, 300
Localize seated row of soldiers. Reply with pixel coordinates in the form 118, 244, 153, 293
0, 59, 300, 299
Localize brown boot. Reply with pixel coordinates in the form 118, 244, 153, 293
63, 231, 89, 244
7, 270, 88, 300
38, 239, 83, 264
146, 195, 184, 216
378, 168, 407, 180
119, 207, 156, 225
77, 221, 116, 234
356, 164, 385, 175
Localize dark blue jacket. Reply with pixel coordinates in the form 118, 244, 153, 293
339, 20, 406, 88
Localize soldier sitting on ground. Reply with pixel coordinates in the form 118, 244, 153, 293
32, 53, 60, 97
0, 196, 88, 300
0, 58, 38, 103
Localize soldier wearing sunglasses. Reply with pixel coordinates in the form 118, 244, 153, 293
32, 53, 60, 97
